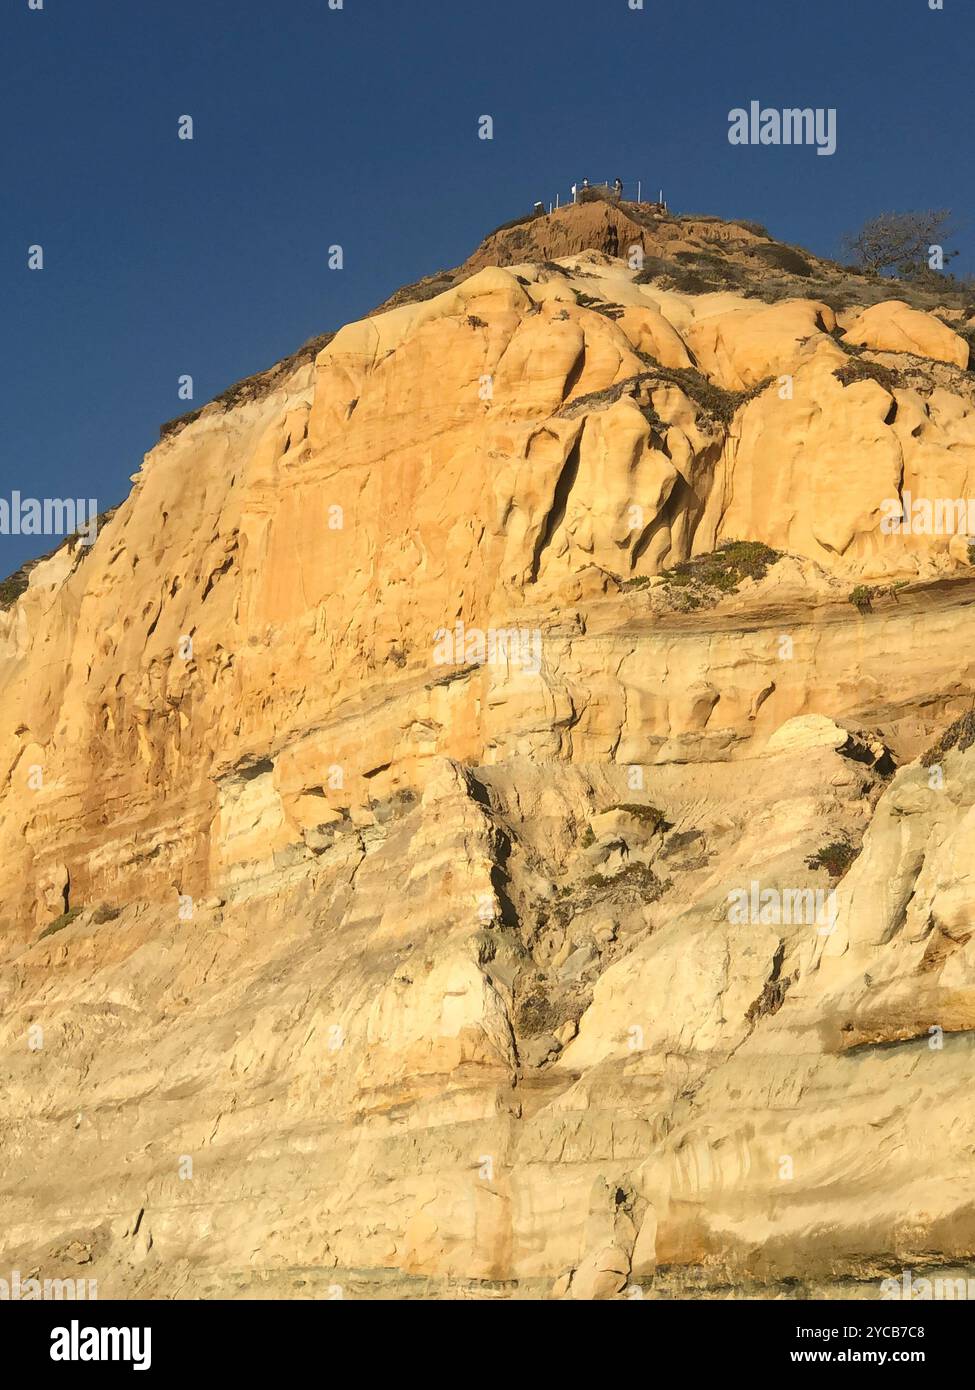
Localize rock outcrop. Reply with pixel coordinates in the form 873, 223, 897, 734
2, 203, 975, 1298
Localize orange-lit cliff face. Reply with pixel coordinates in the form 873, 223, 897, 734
2, 206, 975, 1297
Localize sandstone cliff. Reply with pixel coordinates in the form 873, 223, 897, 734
3, 203, 975, 1299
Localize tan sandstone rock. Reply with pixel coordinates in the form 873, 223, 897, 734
2, 204, 975, 1299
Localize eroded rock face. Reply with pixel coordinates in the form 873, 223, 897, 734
843, 300, 970, 368
2, 205, 975, 1298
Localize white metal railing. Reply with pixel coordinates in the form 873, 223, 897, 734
542, 180, 667, 214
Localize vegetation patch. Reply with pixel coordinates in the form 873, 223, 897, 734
848, 581, 907, 613
747, 243, 813, 277
38, 907, 83, 940
369, 788, 418, 825
945, 322, 975, 370
658, 540, 782, 610
635, 255, 747, 297
734, 219, 772, 239
483, 208, 546, 241
159, 333, 335, 441
513, 976, 589, 1040
556, 372, 665, 423
513, 987, 559, 1036
635, 355, 773, 424
805, 840, 860, 878
834, 358, 901, 393
583, 860, 670, 902
746, 975, 791, 1023
849, 585, 874, 612
373, 270, 458, 315
921, 709, 975, 767
608, 803, 671, 832
0, 572, 30, 610
574, 291, 625, 320
841, 209, 959, 278
0, 511, 113, 610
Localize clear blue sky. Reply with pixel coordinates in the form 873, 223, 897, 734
2, 0, 972, 573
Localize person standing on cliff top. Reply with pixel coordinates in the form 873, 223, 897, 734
614, 177, 623, 200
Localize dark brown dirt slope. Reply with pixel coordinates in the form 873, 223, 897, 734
376, 195, 975, 319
